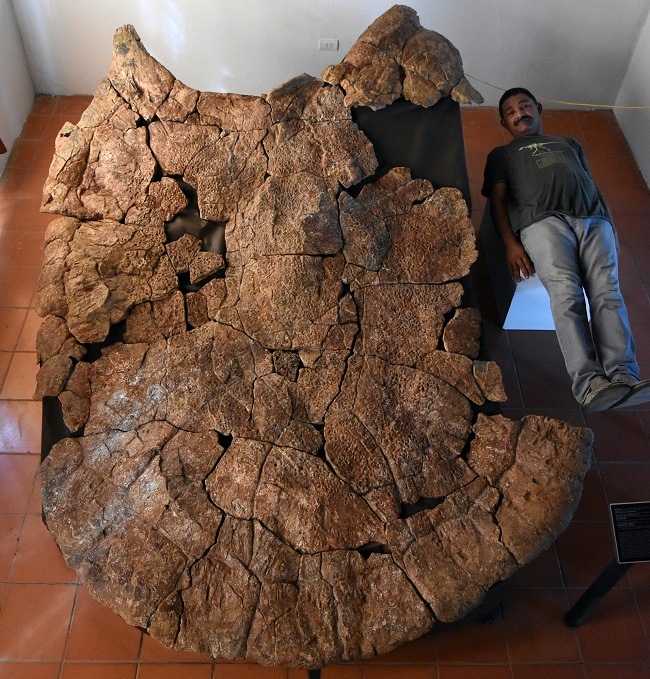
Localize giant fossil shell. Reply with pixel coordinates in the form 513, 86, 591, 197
36, 5, 591, 669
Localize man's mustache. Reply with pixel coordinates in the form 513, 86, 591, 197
514, 114, 533, 125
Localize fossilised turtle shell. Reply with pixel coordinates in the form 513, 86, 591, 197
36, 6, 592, 669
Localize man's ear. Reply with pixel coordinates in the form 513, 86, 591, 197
500, 118, 508, 129
537, 102, 543, 115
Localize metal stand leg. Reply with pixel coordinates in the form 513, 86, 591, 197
564, 558, 633, 627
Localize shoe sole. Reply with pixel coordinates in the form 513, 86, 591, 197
613, 382, 650, 409
582, 384, 630, 412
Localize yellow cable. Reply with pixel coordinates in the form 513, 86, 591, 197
465, 73, 650, 109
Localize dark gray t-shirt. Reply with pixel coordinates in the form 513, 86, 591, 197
482, 134, 607, 231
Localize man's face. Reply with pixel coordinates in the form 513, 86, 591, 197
500, 95, 543, 138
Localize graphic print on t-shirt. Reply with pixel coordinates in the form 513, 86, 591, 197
519, 141, 569, 169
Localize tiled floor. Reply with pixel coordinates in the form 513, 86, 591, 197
0, 96, 649, 678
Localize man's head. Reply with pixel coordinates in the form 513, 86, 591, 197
499, 87, 543, 138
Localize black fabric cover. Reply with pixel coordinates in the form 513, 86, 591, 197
351, 96, 471, 211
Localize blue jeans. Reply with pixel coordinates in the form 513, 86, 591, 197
519, 215, 638, 403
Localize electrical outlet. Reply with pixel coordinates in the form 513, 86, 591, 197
318, 38, 339, 51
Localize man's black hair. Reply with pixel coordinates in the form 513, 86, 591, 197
498, 87, 538, 118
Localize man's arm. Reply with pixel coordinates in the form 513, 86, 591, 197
489, 182, 535, 282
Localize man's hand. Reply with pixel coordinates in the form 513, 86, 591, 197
505, 240, 535, 282
488, 182, 535, 282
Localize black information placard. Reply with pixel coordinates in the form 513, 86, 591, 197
610, 502, 650, 564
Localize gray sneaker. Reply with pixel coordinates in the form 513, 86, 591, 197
582, 377, 630, 412
610, 374, 650, 408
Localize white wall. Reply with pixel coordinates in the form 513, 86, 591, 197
615, 9, 650, 186
6, 0, 650, 178
0, 1, 35, 175
11, 0, 649, 109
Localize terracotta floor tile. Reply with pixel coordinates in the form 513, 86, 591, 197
139, 631, 211, 662
580, 127, 627, 157
6, 139, 40, 170
15, 309, 41, 352
0, 453, 39, 513
434, 615, 508, 663
509, 544, 564, 589
0, 514, 23, 580
630, 319, 650, 364
583, 664, 650, 679
27, 467, 44, 514
460, 107, 501, 128
60, 663, 138, 679
496, 360, 523, 410
621, 278, 650, 321
0, 265, 41, 307
8, 196, 54, 231
636, 586, 650, 645
137, 664, 213, 679
0, 663, 61, 679
55, 95, 93, 117
613, 212, 650, 248
321, 667, 363, 679
0, 201, 12, 236
620, 246, 643, 286
571, 466, 610, 522
607, 187, 650, 220
10, 514, 77, 584
502, 589, 581, 662
30, 96, 58, 116
0, 168, 28, 196
0, 307, 27, 351
600, 462, 650, 505
33, 138, 59, 170
363, 633, 435, 664
462, 125, 509, 158
44, 115, 76, 145
630, 563, 650, 590
479, 320, 513, 362
507, 330, 565, 364
18, 164, 50, 200
0, 400, 42, 453
584, 409, 650, 462
65, 586, 141, 660
577, 110, 620, 131
0, 351, 38, 400
572, 586, 649, 661
540, 111, 582, 137
360, 667, 435, 679
511, 664, 585, 679
590, 151, 647, 188
630, 246, 650, 279
0, 230, 45, 268
464, 151, 489, 186
556, 521, 619, 590
0, 583, 76, 659
0, 351, 12, 389
213, 665, 289, 679
514, 358, 577, 411
438, 666, 510, 679
20, 115, 52, 142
